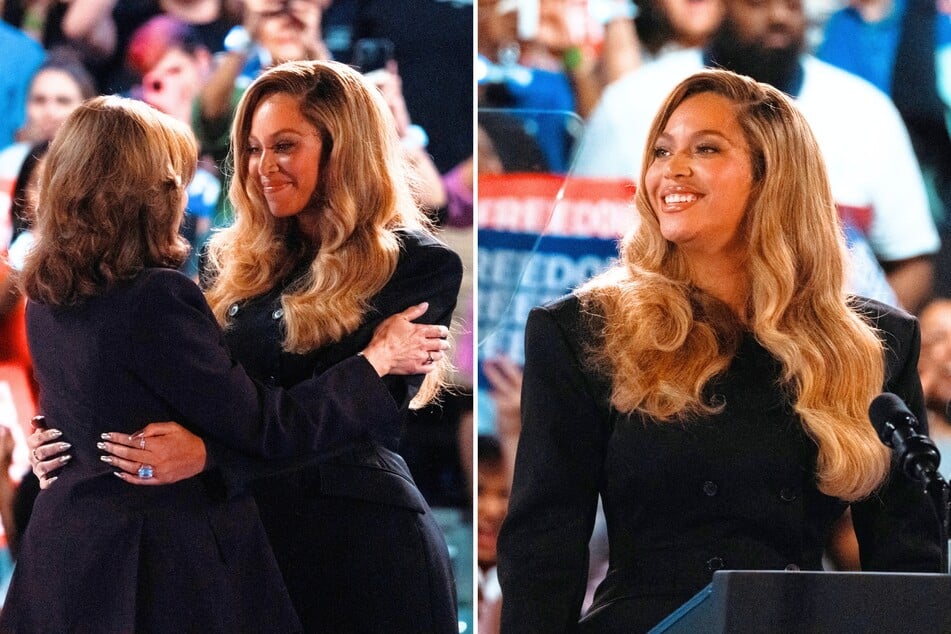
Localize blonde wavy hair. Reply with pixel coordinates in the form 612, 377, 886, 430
205, 60, 444, 404
580, 70, 890, 501
21, 95, 195, 306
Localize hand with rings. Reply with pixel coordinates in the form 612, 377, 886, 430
360, 302, 450, 376
26, 416, 72, 490
96, 421, 207, 486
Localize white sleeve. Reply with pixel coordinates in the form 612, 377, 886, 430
862, 94, 941, 262
571, 79, 643, 179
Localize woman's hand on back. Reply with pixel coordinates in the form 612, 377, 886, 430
99, 422, 207, 486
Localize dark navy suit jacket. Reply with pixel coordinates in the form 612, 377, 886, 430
2, 268, 400, 632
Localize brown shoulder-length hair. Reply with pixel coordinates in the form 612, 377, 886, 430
580, 69, 890, 500
205, 60, 445, 405
20, 95, 196, 306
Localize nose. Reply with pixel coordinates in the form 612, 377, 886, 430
257, 148, 278, 176
766, 0, 797, 25
664, 152, 692, 178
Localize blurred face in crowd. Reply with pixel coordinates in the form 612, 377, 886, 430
646, 92, 753, 259
141, 47, 212, 124
247, 92, 323, 228
727, 0, 805, 53
661, 0, 725, 47
25, 69, 87, 142
919, 300, 951, 410
477, 461, 510, 570
708, 0, 805, 87
258, 0, 327, 63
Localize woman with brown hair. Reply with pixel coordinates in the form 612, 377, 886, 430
497, 69, 944, 632
3, 94, 446, 632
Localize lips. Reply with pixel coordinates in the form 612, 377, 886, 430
262, 180, 291, 194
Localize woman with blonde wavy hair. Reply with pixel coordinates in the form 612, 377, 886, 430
497, 69, 943, 633
30, 60, 463, 632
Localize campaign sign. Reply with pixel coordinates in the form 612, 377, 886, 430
477, 173, 635, 430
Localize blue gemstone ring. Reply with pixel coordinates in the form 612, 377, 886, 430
137, 464, 154, 479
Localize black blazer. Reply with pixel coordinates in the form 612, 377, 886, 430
1, 268, 400, 632
497, 294, 944, 633
212, 229, 463, 633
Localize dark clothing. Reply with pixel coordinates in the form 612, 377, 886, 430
498, 294, 944, 633
2, 268, 396, 632
354, 0, 473, 173
215, 229, 462, 633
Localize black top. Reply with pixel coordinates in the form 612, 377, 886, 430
211, 228, 464, 632
498, 294, 944, 633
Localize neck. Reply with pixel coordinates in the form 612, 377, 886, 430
686, 253, 750, 321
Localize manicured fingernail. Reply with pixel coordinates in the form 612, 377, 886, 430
46, 476, 57, 484
58, 443, 71, 451
100, 433, 111, 440
112, 472, 124, 479
50, 430, 63, 439
96, 442, 106, 450
100, 455, 113, 464
59, 455, 71, 463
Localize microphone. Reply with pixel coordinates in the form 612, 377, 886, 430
868, 392, 942, 486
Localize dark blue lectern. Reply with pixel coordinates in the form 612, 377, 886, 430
650, 570, 951, 633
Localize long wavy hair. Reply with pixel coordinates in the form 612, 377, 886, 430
20, 95, 195, 306
204, 60, 444, 404
580, 70, 889, 501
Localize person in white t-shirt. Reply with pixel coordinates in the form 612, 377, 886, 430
573, 0, 939, 313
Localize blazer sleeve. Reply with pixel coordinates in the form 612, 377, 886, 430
497, 300, 608, 633
850, 305, 945, 572
208, 235, 463, 488
365, 233, 464, 422
127, 271, 398, 463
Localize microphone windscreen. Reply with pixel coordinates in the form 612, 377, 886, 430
868, 392, 914, 441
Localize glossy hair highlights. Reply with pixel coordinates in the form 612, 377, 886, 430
580, 69, 889, 500
205, 60, 443, 404
20, 95, 195, 306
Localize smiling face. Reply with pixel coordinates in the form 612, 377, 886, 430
247, 92, 323, 226
645, 91, 754, 259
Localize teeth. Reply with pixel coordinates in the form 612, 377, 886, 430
664, 193, 697, 204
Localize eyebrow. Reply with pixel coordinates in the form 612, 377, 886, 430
656, 128, 731, 141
